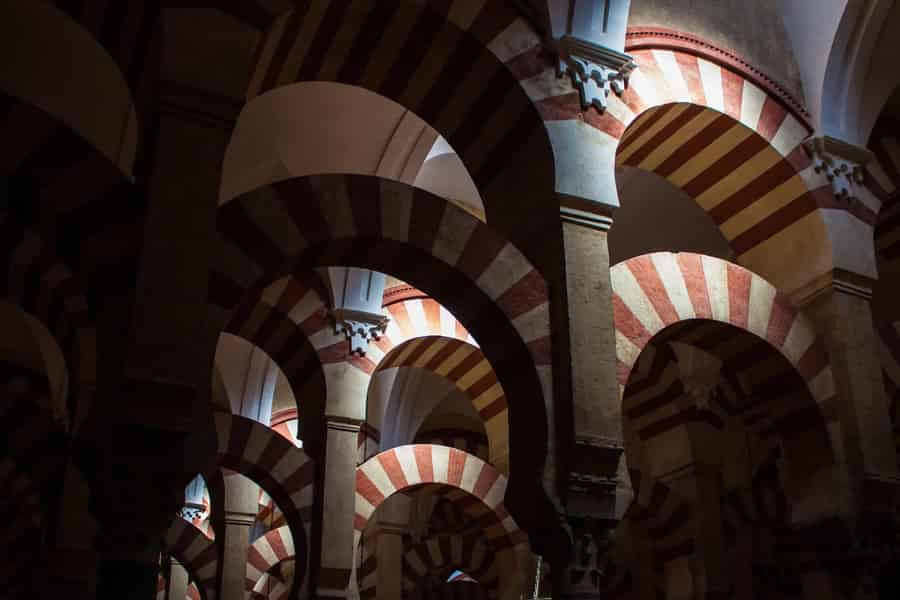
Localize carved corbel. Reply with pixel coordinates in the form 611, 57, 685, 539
803, 136, 875, 207
330, 307, 389, 356
556, 35, 636, 113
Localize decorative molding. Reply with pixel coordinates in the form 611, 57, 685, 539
625, 27, 812, 129
555, 34, 636, 114
326, 415, 362, 434
791, 268, 876, 307
559, 193, 616, 231
330, 307, 389, 356
381, 284, 428, 307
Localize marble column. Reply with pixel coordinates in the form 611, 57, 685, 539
222, 474, 259, 600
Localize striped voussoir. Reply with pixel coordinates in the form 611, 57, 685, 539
878, 322, 900, 460
245, 526, 294, 596
625, 468, 694, 569
869, 118, 900, 266
0, 92, 143, 288
402, 534, 498, 600
165, 519, 219, 600
355, 445, 517, 548
367, 297, 478, 370
257, 489, 286, 533
246, 0, 554, 195
415, 429, 489, 463
378, 336, 508, 468
156, 574, 165, 600
611, 252, 835, 416
213, 412, 313, 594
187, 582, 201, 600
249, 572, 290, 600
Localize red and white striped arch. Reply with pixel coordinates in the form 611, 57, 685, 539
611, 252, 835, 412
165, 519, 218, 600
245, 526, 294, 597
249, 573, 289, 600
354, 445, 517, 547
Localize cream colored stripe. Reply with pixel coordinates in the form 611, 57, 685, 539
780, 317, 817, 366
405, 298, 428, 336
431, 445, 450, 482
628, 66, 661, 110
394, 445, 422, 485
669, 123, 754, 187
638, 108, 723, 171
472, 381, 504, 411
460, 455, 483, 493
456, 358, 492, 389
391, 337, 427, 368
651, 253, 695, 320
361, 456, 396, 497
701, 255, 730, 323
739, 82, 766, 131
770, 114, 808, 157
411, 337, 450, 368
719, 174, 808, 240
434, 344, 476, 377
698, 59, 725, 112
617, 104, 692, 163
693, 146, 781, 210
610, 265, 665, 334
746, 274, 776, 339
615, 329, 643, 368
652, 50, 692, 102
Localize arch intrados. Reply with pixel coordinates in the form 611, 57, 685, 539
164, 518, 218, 600
212, 174, 554, 533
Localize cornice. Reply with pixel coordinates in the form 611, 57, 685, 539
625, 27, 812, 131
559, 193, 615, 232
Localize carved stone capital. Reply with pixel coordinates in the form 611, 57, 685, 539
556, 35, 636, 114
330, 307, 389, 356
556, 515, 617, 599
803, 135, 875, 207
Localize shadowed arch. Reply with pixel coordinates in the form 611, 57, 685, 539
211, 413, 313, 599
211, 173, 556, 539
402, 534, 499, 600
245, 1, 557, 237
165, 519, 218, 600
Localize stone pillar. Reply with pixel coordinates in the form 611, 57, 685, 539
795, 271, 900, 516
375, 496, 409, 600
554, 200, 627, 599
222, 474, 259, 600
166, 558, 190, 600
318, 416, 362, 598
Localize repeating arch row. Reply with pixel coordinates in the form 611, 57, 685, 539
245, 526, 294, 596
402, 534, 498, 600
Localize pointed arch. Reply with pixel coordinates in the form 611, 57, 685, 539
212, 173, 556, 535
